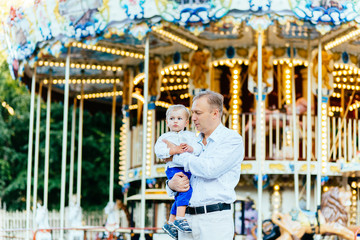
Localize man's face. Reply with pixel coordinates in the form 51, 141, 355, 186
166, 109, 189, 132
191, 97, 214, 133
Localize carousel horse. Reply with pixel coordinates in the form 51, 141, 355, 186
271, 187, 354, 240
67, 196, 84, 240
248, 47, 273, 87
148, 58, 160, 97
312, 50, 333, 90
190, 50, 210, 89
104, 201, 120, 231
35, 203, 52, 240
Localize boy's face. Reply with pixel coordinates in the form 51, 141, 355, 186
166, 109, 189, 132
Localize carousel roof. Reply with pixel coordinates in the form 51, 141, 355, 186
2, 0, 360, 101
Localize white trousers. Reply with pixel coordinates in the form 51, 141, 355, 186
179, 209, 234, 240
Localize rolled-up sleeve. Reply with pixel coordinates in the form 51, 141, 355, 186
173, 135, 244, 179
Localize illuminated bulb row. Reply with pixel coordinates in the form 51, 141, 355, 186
132, 92, 145, 103
320, 103, 328, 174
155, 101, 171, 108
328, 106, 343, 116
325, 29, 360, 50
37, 60, 122, 72
286, 128, 292, 146
331, 92, 341, 98
333, 70, 359, 77
333, 63, 360, 76
146, 110, 153, 176
230, 67, 241, 132
152, 26, 198, 50
349, 101, 360, 111
273, 59, 308, 67
76, 91, 123, 99
180, 93, 190, 99
284, 66, 292, 105
129, 104, 138, 110
333, 83, 360, 90
350, 183, 357, 225
334, 76, 360, 82
163, 77, 189, 84
134, 73, 145, 85
330, 106, 343, 112
272, 185, 281, 214
160, 84, 189, 92
119, 118, 128, 185
213, 58, 249, 67
72, 42, 144, 59
43, 78, 120, 85
161, 65, 190, 76
2, 101, 15, 116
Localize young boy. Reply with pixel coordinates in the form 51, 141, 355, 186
155, 104, 202, 240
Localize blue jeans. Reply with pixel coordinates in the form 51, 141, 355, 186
166, 167, 192, 216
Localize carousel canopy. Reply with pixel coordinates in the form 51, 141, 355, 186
2, 0, 360, 102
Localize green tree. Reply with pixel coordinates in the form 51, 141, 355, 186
0, 59, 122, 211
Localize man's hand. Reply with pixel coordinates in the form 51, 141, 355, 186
163, 139, 185, 155
168, 172, 190, 192
180, 143, 193, 153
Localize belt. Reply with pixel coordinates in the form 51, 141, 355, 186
185, 203, 231, 215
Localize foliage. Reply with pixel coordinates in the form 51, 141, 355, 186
0, 60, 122, 211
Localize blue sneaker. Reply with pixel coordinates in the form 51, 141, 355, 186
173, 219, 192, 233
162, 222, 178, 240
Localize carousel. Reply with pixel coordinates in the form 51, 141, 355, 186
3, 0, 360, 239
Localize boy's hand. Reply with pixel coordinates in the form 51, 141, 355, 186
163, 139, 185, 155
180, 143, 193, 153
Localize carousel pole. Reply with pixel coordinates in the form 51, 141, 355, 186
316, 39, 322, 206
60, 47, 71, 240
109, 83, 117, 203
26, 65, 37, 240
256, 30, 265, 240
76, 83, 84, 205
33, 81, 43, 227
306, 37, 312, 210
140, 35, 150, 240
290, 43, 299, 209
44, 78, 52, 209
69, 98, 77, 202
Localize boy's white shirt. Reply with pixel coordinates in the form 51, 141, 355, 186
154, 130, 202, 169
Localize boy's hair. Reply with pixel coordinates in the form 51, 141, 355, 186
192, 90, 224, 116
166, 105, 190, 120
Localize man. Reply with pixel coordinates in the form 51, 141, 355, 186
165, 90, 244, 240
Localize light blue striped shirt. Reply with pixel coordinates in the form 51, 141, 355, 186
169, 124, 244, 207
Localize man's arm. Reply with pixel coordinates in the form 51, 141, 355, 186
165, 172, 190, 195
173, 135, 244, 179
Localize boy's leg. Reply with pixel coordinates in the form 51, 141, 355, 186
169, 214, 176, 223
173, 186, 193, 232
176, 206, 186, 218
175, 186, 193, 218
170, 202, 177, 220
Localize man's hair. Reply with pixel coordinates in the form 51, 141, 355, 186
166, 104, 190, 120
192, 90, 224, 116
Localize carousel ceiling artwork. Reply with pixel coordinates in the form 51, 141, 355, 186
4, 0, 360, 64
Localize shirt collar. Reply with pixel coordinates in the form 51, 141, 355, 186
199, 123, 224, 143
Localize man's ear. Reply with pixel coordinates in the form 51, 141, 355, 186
212, 108, 219, 119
